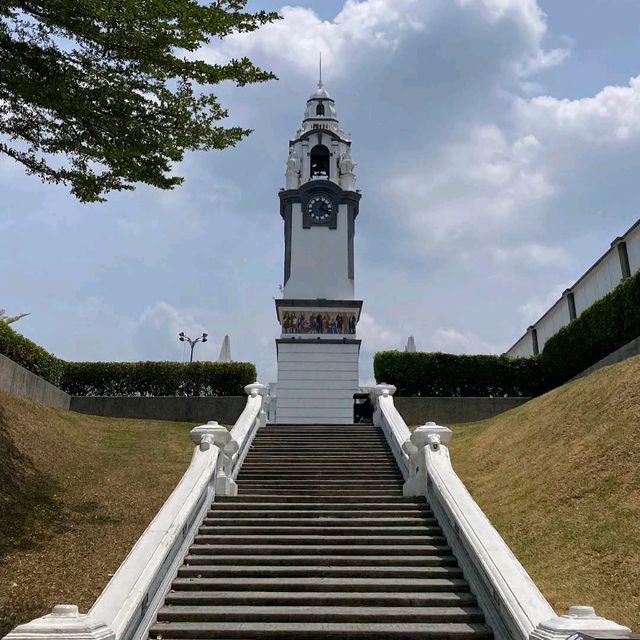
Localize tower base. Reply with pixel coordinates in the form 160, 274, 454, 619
275, 339, 360, 424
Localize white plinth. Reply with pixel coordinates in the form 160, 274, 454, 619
276, 340, 360, 424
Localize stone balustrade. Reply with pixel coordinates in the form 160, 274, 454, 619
4, 383, 270, 640
373, 386, 631, 640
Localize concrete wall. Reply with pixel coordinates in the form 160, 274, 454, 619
0, 352, 70, 409
573, 336, 640, 381
506, 218, 640, 357
276, 340, 359, 424
69, 396, 247, 424
394, 396, 530, 426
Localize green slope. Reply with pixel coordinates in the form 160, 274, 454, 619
0, 392, 194, 636
449, 355, 640, 630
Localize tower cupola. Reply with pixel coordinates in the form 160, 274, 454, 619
304, 82, 338, 120
285, 81, 356, 191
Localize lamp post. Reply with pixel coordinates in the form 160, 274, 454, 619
178, 332, 208, 363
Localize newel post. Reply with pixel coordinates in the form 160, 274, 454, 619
190, 421, 239, 497
3, 605, 114, 640
402, 422, 453, 497
371, 383, 396, 423
530, 606, 632, 639
245, 382, 269, 428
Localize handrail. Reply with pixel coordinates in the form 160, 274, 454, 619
230, 383, 269, 481
371, 384, 410, 479
373, 386, 632, 640
4, 383, 270, 640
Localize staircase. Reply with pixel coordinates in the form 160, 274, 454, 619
149, 424, 493, 639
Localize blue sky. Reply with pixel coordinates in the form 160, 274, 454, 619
3, 0, 640, 385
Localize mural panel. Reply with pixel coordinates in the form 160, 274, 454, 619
281, 311, 357, 335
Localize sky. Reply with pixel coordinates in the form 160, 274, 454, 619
3, 0, 640, 385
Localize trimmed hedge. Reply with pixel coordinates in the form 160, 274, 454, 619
60, 361, 256, 397
0, 323, 257, 397
542, 269, 640, 386
0, 321, 65, 386
374, 351, 544, 397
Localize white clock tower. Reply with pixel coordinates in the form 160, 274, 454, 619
274, 80, 362, 425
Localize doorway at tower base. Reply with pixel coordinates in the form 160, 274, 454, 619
275, 339, 360, 424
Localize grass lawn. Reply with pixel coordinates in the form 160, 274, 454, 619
0, 392, 195, 636
446, 355, 640, 630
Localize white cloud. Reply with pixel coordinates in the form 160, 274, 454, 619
357, 311, 398, 353
136, 302, 217, 362
200, 1, 427, 79
492, 242, 570, 269
427, 327, 501, 354
516, 75, 640, 144
518, 281, 572, 322
199, 0, 562, 87
385, 125, 554, 245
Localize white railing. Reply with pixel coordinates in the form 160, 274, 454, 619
372, 384, 632, 640
4, 383, 270, 640
372, 384, 410, 480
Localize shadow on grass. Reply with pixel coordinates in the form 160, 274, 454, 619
0, 406, 64, 560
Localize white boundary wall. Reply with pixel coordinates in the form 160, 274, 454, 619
507, 219, 640, 357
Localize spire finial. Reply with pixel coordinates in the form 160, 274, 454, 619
318, 52, 323, 89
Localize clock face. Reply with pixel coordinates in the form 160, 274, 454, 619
307, 196, 333, 222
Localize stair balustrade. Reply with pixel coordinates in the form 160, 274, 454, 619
372, 383, 632, 640
4, 383, 270, 640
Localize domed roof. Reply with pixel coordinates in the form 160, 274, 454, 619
309, 81, 333, 102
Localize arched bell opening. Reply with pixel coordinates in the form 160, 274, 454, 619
316, 102, 325, 116
310, 144, 330, 178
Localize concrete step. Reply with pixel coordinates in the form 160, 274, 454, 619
250, 440, 389, 445
237, 471, 402, 477
171, 577, 470, 593
212, 497, 427, 505
235, 483, 403, 488
193, 534, 447, 546
240, 461, 399, 467
244, 452, 393, 457
156, 605, 484, 624
201, 517, 436, 527
189, 544, 451, 557
163, 590, 477, 608
183, 554, 457, 567
238, 468, 401, 475
234, 490, 404, 497
252, 435, 387, 440
243, 459, 396, 465
238, 496, 402, 503
178, 566, 462, 579
251, 436, 386, 440
148, 621, 493, 638
197, 526, 443, 536
207, 504, 433, 520
247, 447, 391, 453
237, 472, 402, 478
235, 477, 402, 489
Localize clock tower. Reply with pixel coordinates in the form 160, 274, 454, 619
274, 80, 362, 424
